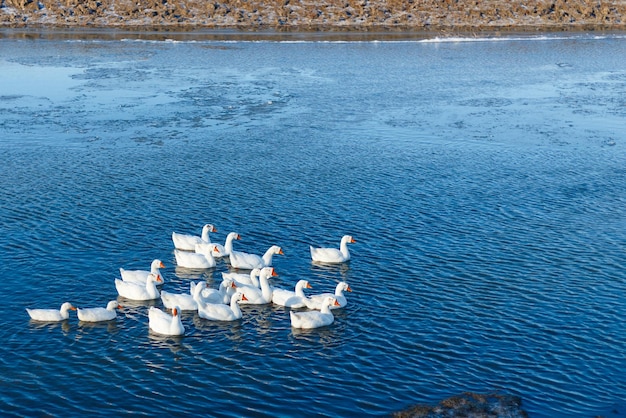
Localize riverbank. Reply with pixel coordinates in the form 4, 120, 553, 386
1, 0, 625, 31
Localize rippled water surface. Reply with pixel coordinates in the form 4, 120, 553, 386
1, 31, 625, 417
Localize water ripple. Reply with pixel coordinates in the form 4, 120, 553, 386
1, 35, 626, 418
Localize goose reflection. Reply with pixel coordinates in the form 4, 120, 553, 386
289, 326, 341, 349
78, 320, 120, 334
173, 265, 213, 281
148, 332, 187, 354
28, 320, 71, 334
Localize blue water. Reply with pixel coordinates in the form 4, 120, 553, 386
1, 30, 625, 417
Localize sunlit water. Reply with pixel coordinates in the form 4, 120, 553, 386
0, 30, 625, 417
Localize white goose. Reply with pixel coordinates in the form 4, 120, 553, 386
196, 291, 248, 321
174, 244, 218, 269
230, 244, 283, 270
161, 281, 207, 311
119, 259, 165, 285
290, 297, 340, 329
272, 279, 312, 308
77, 300, 122, 322
195, 242, 225, 258
115, 273, 162, 301
172, 223, 216, 251
194, 225, 230, 258
26, 302, 76, 322
200, 277, 236, 304
238, 267, 277, 305
310, 235, 356, 264
222, 268, 261, 288
306, 282, 352, 310
148, 306, 185, 336
221, 232, 241, 257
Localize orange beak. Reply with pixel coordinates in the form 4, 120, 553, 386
214, 246, 220, 253
306, 283, 312, 289
70, 306, 77, 311
212, 226, 218, 232
231, 282, 237, 288
334, 299, 341, 306
350, 237, 356, 243
117, 305, 123, 309
270, 268, 278, 277
241, 294, 248, 301
279, 248, 284, 255
159, 261, 165, 268
236, 234, 241, 240
173, 308, 178, 316
346, 286, 352, 292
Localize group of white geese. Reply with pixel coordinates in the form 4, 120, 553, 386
26, 224, 356, 335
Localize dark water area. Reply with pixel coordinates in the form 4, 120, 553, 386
0, 31, 625, 417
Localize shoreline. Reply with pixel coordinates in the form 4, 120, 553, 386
1, 0, 625, 34
2, 25, 626, 43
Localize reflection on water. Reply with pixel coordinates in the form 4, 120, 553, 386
310, 261, 352, 276
116, 297, 161, 310
77, 320, 120, 333
148, 332, 187, 352
289, 326, 343, 349
174, 266, 216, 281
28, 320, 72, 334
